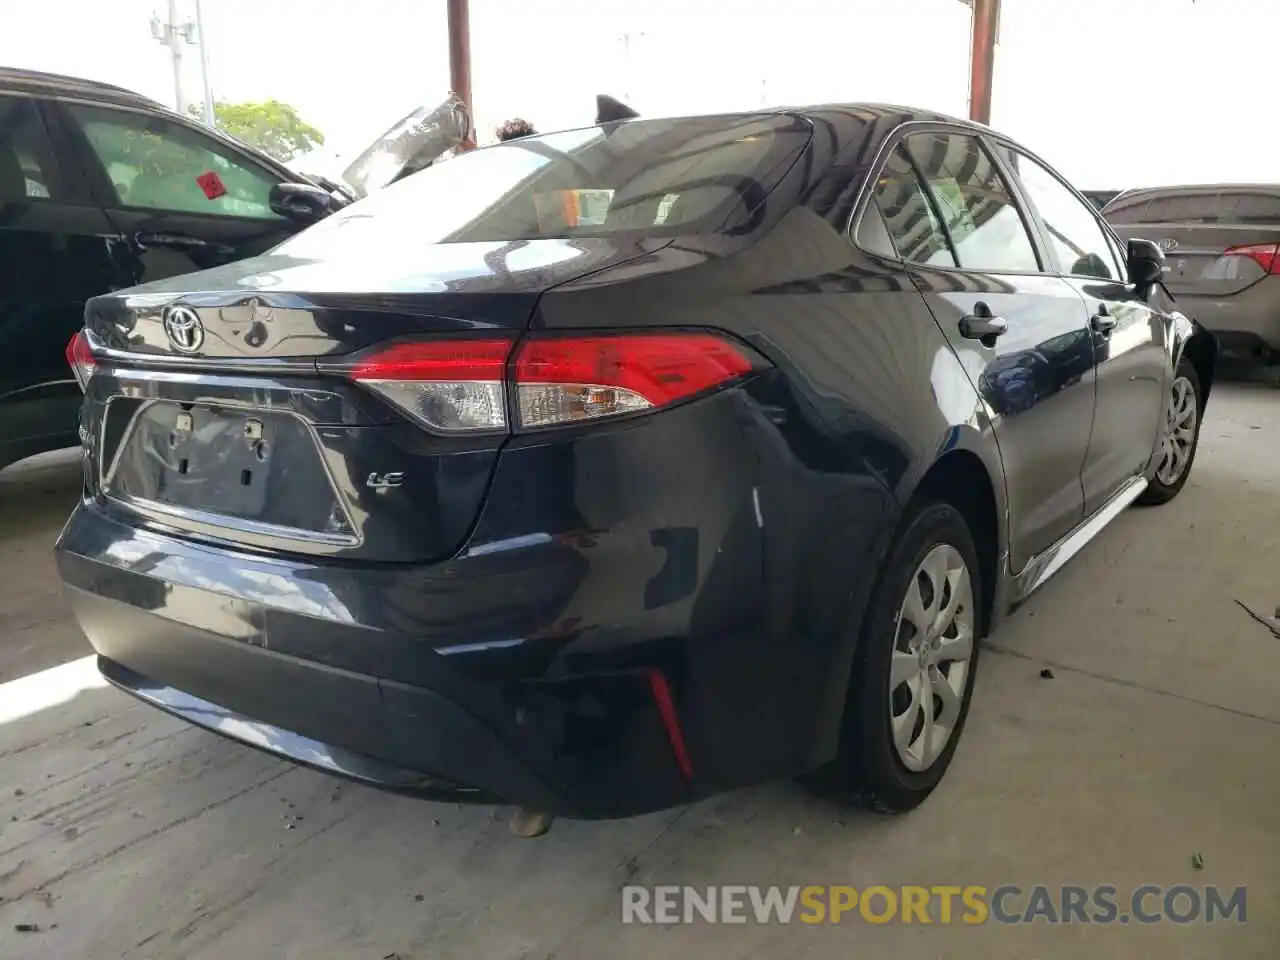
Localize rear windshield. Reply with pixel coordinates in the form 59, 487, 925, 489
276, 115, 810, 253
1104, 189, 1280, 225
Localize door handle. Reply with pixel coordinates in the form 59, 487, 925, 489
134, 231, 235, 258
959, 302, 1008, 345
135, 230, 209, 250
1091, 305, 1117, 335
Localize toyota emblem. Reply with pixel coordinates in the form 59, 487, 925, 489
163, 306, 205, 354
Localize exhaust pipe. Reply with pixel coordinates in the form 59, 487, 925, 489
508, 808, 554, 838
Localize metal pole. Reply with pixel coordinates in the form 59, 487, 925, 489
621, 33, 630, 103
166, 0, 185, 113
619, 31, 646, 104
194, 0, 216, 128
447, 0, 475, 149
968, 0, 1000, 125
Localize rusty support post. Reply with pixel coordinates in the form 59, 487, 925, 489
447, 0, 475, 149
968, 0, 1000, 125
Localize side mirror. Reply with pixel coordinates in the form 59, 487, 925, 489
1127, 238, 1166, 293
269, 182, 336, 224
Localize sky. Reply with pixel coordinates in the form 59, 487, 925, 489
3, 0, 1278, 189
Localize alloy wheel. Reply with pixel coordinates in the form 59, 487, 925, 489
889, 544, 975, 773
1155, 375, 1197, 487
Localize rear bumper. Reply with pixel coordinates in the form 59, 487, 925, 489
1176, 284, 1280, 351
97, 656, 503, 803
56, 528, 681, 818
63, 570, 572, 811
55, 385, 898, 817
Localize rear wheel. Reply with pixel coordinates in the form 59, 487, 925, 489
821, 501, 982, 813
1137, 357, 1202, 506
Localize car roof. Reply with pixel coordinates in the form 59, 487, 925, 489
0, 66, 166, 112
780, 101, 984, 131
1112, 183, 1280, 199
0, 66, 303, 180
623, 102, 985, 135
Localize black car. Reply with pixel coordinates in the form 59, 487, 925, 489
55, 105, 1216, 823
0, 68, 464, 472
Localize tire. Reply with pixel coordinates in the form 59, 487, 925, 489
817, 500, 983, 813
1137, 357, 1202, 506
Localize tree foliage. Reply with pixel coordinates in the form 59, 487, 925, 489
191, 99, 324, 162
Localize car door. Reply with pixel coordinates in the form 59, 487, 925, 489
0, 93, 117, 464
995, 144, 1168, 514
856, 128, 1097, 570
46, 100, 301, 288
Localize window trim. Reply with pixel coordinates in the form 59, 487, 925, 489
846, 120, 1050, 278
52, 95, 289, 221
898, 143, 961, 268
1103, 230, 1130, 284
987, 137, 1133, 286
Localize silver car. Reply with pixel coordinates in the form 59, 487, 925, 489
1104, 184, 1280, 360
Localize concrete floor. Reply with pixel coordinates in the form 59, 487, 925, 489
1, 380, 1278, 959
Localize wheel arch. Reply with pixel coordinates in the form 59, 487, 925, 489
808, 425, 1009, 772
906, 445, 1003, 638
806, 438, 1006, 794
1179, 327, 1218, 402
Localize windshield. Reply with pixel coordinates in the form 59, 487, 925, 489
274, 114, 810, 256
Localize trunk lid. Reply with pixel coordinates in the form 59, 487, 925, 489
82, 237, 660, 563
1105, 186, 1280, 297
340, 95, 471, 199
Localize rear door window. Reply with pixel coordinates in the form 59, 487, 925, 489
861, 144, 955, 266
999, 146, 1122, 281
276, 114, 810, 252
65, 103, 282, 219
903, 132, 1041, 274
0, 96, 62, 201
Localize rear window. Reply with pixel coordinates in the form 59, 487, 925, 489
276, 115, 810, 253
1104, 189, 1280, 225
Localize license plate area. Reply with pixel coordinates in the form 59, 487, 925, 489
103, 401, 357, 545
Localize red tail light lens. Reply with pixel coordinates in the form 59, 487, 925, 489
513, 333, 763, 429
65, 331, 95, 392
345, 331, 766, 434
350, 339, 513, 433
1223, 242, 1280, 275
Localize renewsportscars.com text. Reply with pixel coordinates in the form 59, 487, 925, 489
621, 884, 1246, 925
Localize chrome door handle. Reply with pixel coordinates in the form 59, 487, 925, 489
959, 302, 1008, 345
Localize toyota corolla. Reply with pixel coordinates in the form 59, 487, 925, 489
56, 105, 1216, 825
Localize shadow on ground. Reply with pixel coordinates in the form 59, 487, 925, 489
0, 450, 88, 683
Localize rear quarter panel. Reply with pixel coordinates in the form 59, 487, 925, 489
526, 163, 1005, 782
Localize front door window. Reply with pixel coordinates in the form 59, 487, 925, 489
66, 104, 281, 220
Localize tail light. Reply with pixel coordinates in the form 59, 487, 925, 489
66, 331, 95, 392
513, 333, 761, 428
345, 331, 767, 434
1223, 242, 1280, 275
350, 339, 511, 433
